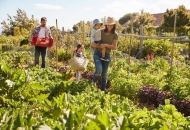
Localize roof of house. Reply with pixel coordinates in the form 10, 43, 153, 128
152, 13, 164, 26
122, 13, 164, 28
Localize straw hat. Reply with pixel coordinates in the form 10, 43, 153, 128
105, 17, 116, 25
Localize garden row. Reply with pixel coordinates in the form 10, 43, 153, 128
0, 50, 190, 129
82, 71, 190, 117
0, 63, 190, 129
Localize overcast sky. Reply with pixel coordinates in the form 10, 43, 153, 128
0, 0, 190, 33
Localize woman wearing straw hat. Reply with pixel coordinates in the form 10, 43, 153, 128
91, 17, 118, 91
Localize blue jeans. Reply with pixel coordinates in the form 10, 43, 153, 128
92, 50, 111, 91
35, 46, 47, 68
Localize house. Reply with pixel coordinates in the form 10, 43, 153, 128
152, 13, 164, 27
122, 13, 164, 28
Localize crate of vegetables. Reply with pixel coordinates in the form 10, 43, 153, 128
32, 36, 53, 48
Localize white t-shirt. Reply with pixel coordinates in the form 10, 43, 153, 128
90, 28, 101, 42
38, 27, 45, 38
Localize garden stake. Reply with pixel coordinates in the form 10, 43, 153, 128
128, 17, 134, 65
170, 10, 177, 79
83, 20, 85, 46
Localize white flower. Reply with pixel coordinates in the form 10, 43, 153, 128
38, 125, 52, 130
86, 114, 96, 119
5, 79, 15, 88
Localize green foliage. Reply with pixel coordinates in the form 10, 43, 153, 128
48, 46, 72, 62
14, 27, 29, 37
0, 35, 27, 52
143, 39, 173, 56
119, 13, 138, 25
57, 47, 71, 61
49, 80, 90, 98
117, 37, 184, 58
13, 27, 21, 36
162, 5, 190, 28
138, 10, 156, 25
160, 5, 190, 35
143, 25, 157, 36
20, 38, 29, 46
0, 35, 25, 46
124, 10, 156, 34
0, 51, 33, 68
117, 36, 139, 55
0, 49, 190, 129
108, 56, 190, 101
1, 8, 39, 36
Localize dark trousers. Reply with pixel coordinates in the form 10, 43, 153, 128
35, 46, 47, 68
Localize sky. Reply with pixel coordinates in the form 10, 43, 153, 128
0, 0, 190, 33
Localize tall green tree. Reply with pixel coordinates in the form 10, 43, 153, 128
119, 13, 138, 25
161, 5, 190, 27
122, 11, 155, 34
1, 14, 15, 35
1, 8, 39, 36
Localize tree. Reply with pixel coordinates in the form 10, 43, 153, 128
1, 14, 15, 35
161, 5, 190, 28
118, 13, 138, 25
159, 5, 190, 36
135, 10, 156, 58
1, 8, 39, 36
115, 21, 123, 34
13, 27, 21, 36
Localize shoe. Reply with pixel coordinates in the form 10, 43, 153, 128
100, 57, 109, 61
92, 81, 96, 86
92, 80, 99, 88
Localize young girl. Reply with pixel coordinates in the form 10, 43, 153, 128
73, 44, 86, 58
73, 44, 86, 81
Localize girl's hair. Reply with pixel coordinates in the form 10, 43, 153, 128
104, 24, 116, 34
76, 44, 83, 51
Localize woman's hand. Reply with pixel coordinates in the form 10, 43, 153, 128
99, 44, 107, 49
103, 40, 117, 50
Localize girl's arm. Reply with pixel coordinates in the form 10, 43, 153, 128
73, 51, 77, 57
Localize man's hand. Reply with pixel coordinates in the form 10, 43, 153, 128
45, 38, 49, 44
36, 38, 40, 44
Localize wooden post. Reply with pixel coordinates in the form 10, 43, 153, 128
74, 27, 78, 46
170, 10, 177, 78
189, 41, 190, 60
83, 21, 85, 44
104, 16, 106, 25
69, 31, 72, 56
56, 19, 58, 71
62, 27, 64, 37
129, 17, 134, 64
